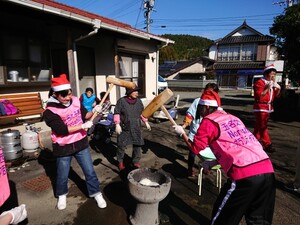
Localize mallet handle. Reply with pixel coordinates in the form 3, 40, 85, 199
161, 105, 190, 148
89, 83, 114, 122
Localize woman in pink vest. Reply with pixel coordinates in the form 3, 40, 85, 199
43, 74, 106, 210
174, 90, 275, 225
0, 147, 27, 224
253, 64, 281, 153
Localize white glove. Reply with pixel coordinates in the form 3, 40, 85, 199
273, 82, 281, 89
81, 121, 93, 129
145, 122, 151, 131
92, 105, 103, 114
202, 160, 218, 174
268, 80, 274, 88
115, 124, 122, 135
173, 125, 185, 136
0, 204, 27, 224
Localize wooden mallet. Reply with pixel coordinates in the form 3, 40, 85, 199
89, 76, 136, 122
87, 77, 136, 135
142, 88, 189, 143
142, 88, 174, 118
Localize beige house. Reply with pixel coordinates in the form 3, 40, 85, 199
209, 21, 283, 88
0, 0, 173, 115
159, 57, 215, 90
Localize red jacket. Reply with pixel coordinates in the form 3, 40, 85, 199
253, 78, 280, 113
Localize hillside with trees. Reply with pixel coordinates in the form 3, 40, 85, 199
159, 34, 213, 64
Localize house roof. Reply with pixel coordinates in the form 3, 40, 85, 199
8, 0, 173, 44
216, 35, 275, 45
224, 20, 264, 38
215, 21, 274, 44
214, 62, 265, 70
160, 57, 215, 77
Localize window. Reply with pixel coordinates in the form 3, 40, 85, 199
217, 47, 228, 61
231, 46, 240, 60
217, 44, 256, 61
241, 44, 257, 61
118, 53, 145, 97
217, 46, 240, 61
1, 34, 50, 83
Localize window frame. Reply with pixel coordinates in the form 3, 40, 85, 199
217, 44, 257, 62
0, 33, 51, 85
118, 52, 146, 98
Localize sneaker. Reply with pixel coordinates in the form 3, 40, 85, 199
264, 144, 276, 153
95, 193, 107, 209
133, 163, 140, 168
118, 162, 125, 171
57, 195, 67, 210
284, 183, 300, 193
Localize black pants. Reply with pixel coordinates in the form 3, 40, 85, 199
117, 145, 141, 164
211, 173, 275, 225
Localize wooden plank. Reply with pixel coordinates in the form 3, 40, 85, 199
10, 98, 41, 104
0, 109, 43, 118
0, 93, 39, 100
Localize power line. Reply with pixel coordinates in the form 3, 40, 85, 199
107, 0, 140, 18
135, 0, 144, 28
153, 13, 282, 23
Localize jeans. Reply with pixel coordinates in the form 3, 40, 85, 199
56, 147, 101, 197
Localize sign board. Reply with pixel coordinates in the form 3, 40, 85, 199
265, 60, 284, 72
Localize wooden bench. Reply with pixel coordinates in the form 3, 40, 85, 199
0, 93, 44, 125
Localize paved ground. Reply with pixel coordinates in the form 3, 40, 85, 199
1, 89, 300, 225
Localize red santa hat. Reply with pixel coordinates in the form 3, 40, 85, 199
199, 90, 221, 107
263, 64, 277, 73
51, 74, 71, 92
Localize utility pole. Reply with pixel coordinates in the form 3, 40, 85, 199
144, 0, 155, 33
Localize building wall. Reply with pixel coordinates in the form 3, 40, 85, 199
167, 62, 205, 80
232, 29, 256, 36
0, 2, 161, 107
209, 45, 217, 60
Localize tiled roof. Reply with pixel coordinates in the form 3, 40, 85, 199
223, 21, 264, 38
216, 35, 274, 44
16, 0, 172, 43
214, 62, 265, 70
32, 0, 131, 28
160, 57, 215, 77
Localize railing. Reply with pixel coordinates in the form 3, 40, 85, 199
166, 79, 217, 90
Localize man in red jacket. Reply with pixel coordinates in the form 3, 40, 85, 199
253, 64, 281, 153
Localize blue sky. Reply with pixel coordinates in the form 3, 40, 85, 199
56, 0, 286, 40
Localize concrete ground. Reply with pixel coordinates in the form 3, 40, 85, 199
1, 89, 300, 225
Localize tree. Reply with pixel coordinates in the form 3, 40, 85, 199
159, 34, 213, 61
159, 45, 177, 64
270, 4, 300, 84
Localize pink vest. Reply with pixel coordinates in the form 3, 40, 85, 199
206, 111, 269, 173
46, 97, 86, 145
0, 147, 10, 206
